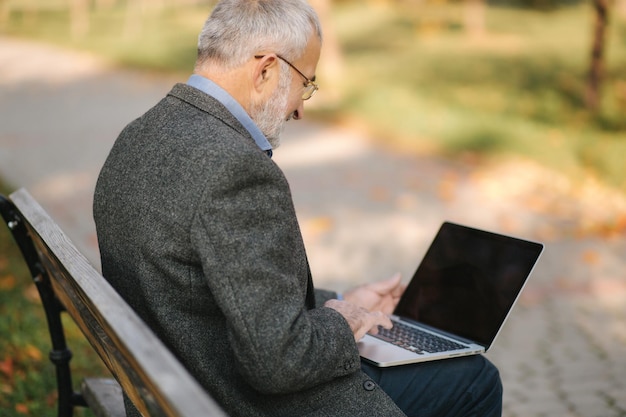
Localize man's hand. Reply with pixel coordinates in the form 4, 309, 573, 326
344, 273, 405, 315
324, 299, 393, 341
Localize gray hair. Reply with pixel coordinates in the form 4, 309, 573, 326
196, 0, 322, 71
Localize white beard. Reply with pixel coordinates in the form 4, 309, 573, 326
250, 67, 292, 149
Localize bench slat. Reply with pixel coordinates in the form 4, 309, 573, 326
81, 378, 125, 417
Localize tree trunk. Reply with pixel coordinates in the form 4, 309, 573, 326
309, 0, 345, 104
70, 0, 90, 39
465, 0, 486, 38
617, 0, 626, 20
95, 0, 117, 10
586, 0, 609, 112
124, 0, 167, 38
0, 0, 10, 25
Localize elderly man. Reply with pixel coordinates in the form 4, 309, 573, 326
94, 1, 502, 416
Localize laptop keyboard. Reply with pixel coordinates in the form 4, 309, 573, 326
373, 321, 467, 354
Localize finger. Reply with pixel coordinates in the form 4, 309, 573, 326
353, 311, 383, 341
392, 282, 406, 298
365, 313, 393, 339
371, 311, 393, 329
379, 298, 397, 315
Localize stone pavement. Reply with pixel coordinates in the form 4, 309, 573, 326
1, 37, 625, 417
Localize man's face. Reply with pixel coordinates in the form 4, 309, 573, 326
249, 66, 291, 148
251, 34, 321, 148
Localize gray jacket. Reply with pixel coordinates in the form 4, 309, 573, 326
94, 83, 406, 417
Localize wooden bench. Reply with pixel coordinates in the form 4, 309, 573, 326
0, 188, 228, 417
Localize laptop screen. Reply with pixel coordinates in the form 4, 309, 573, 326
394, 222, 543, 349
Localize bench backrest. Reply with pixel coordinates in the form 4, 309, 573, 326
1, 188, 228, 417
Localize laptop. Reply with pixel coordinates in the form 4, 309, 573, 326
358, 221, 543, 367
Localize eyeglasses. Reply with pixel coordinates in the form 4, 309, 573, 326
254, 54, 319, 100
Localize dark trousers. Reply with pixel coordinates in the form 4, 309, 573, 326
362, 355, 503, 417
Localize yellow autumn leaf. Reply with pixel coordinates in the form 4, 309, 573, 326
24, 344, 43, 362
0, 356, 13, 378
581, 250, 600, 265
369, 186, 390, 202
0, 274, 16, 291
437, 171, 458, 203
46, 390, 59, 406
301, 217, 334, 241
23, 283, 41, 303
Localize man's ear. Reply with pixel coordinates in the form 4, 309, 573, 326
252, 54, 279, 95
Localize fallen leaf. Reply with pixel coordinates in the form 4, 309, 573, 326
369, 186, 390, 202
24, 344, 43, 362
15, 403, 28, 414
395, 194, 417, 210
0, 274, 16, 291
535, 224, 559, 242
437, 172, 458, 203
497, 216, 521, 234
0, 356, 14, 378
581, 250, 600, 265
616, 214, 626, 233
521, 194, 548, 213
519, 285, 547, 307
590, 278, 626, 297
46, 390, 58, 406
23, 283, 41, 304
301, 217, 334, 241
555, 277, 587, 296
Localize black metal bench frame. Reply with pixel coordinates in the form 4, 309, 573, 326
1, 188, 227, 417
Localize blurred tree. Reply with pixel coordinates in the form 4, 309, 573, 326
70, 0, 89, 38
0, 0, 9, 25
123, 0, 169, 38
310, 0, 345, 103
489, 0, 583, 9
464, 0, 486, 37
617, 0, 626, 19
586, 0, 609, 112
0, 0, 38, 25
95, 0, 117, 10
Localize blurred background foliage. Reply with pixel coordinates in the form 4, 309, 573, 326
1, 0, 625, 191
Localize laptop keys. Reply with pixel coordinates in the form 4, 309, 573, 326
373, 322, 466, 354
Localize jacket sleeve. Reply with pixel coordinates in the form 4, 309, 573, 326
315, 288, 338, 307
190, 149, 360, 395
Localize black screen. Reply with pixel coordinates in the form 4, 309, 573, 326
394, 222, 543, 348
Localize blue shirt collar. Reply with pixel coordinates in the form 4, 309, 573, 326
187, 74, 273, 156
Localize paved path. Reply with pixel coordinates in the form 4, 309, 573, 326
1, 37, 625, 417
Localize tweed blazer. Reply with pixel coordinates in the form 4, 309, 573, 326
93, 83, 406, 417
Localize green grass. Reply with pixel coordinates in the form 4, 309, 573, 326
0, 3, 204, 74
1, 1, 625, 192
0, 184, 108, 417
330, 3, 626, 188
